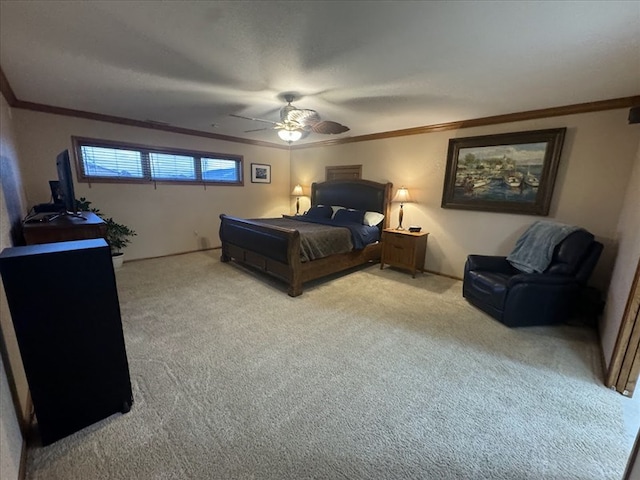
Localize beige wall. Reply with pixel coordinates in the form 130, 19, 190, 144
13, 110, 291, 261
14, 108, 638, 285
291, 109, 640, 291
0, 96, 28, 480
601, 139, 640, 369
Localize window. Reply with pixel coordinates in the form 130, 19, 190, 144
72, 137, 243, 186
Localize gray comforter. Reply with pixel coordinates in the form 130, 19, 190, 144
249, 218, 353, 262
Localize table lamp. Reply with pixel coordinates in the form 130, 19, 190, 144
392, 187, 412, 230
291, 184, 304, 215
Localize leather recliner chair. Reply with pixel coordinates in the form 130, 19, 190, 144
463, 229, 603, 327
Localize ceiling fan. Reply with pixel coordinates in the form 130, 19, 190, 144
230, 94, 350, 142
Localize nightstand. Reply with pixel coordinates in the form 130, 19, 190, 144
380, 228, 429, 277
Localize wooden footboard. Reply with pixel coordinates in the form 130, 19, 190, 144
219, 214, 381, 296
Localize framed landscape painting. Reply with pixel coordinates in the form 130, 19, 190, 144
251, 163, 271, 183
441, 128, 566, 215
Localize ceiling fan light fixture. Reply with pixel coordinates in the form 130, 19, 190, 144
231, 95, 348, 142
278, 129, 303, 142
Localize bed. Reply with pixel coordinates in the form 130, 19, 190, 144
219, 179, 393, 296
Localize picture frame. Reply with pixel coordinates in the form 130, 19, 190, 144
250, 163, 271, 184
441, 128, 566, 216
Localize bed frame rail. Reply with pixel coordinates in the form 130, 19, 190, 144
219, 214, 304, 295
218, 180, 392, 296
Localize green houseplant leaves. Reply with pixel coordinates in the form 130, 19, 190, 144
76, 197, 136, 254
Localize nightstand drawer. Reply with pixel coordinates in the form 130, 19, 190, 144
384, 237, 412, 264
384, 233, 414, 250
380, 229, 429, 278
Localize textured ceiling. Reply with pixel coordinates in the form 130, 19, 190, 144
1, 1, 639, 146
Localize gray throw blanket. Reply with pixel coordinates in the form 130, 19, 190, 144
506, 221, 580, 273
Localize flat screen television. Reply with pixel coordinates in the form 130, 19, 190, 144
55, 150, 77, 214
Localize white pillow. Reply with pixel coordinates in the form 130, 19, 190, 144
330, 205, 346, 218
363, 211, 385, 226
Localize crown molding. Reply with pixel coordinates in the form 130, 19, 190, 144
0, 67, 18, 106
292, 95, 640, 149
15, 99, 288, 149
1, 66, 638, 151
0, 67, 287, 150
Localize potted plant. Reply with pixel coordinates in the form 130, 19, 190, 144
76, 198, 136, 268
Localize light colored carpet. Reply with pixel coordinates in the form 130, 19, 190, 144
26, 251, 631, 479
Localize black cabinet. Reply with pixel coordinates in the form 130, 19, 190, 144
0, 239, 133, 445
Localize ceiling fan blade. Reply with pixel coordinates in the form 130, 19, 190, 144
280, 104, 296, 122
229, 113, 277, 125
311, 120, 350, 135
285, 108, 321, 126
232, 97, 348, 139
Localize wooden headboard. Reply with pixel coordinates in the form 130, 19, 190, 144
310, 179, 393, 229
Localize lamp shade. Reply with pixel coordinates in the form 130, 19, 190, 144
392, 187, 412, 203
278, 129, 303, 142
291, 184, 304, 196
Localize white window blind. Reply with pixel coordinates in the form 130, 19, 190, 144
202, 158, 241, 182
73, 137, 243, 186
81, 146, 144, 178
150, 153, 196, 181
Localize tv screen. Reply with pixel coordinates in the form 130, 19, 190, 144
55, 150, 77, 214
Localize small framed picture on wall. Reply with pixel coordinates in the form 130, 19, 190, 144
251, 163, 271, 184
